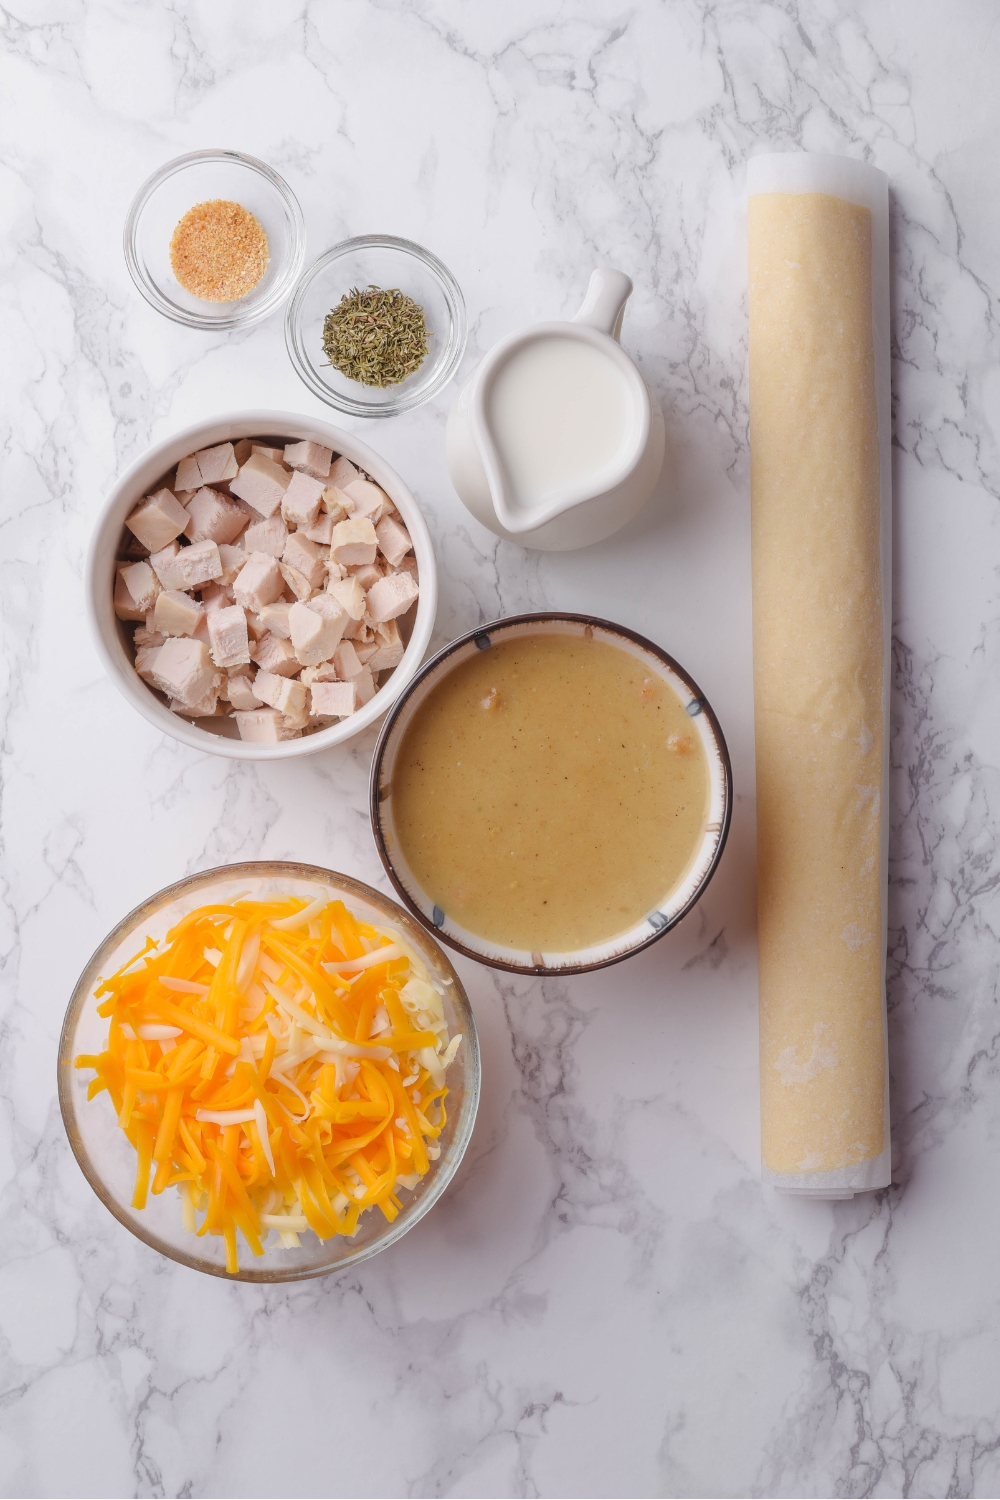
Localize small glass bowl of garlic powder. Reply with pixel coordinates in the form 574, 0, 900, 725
124, 149, 305, 331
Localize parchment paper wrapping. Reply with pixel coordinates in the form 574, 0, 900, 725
747, 153, 891, 1198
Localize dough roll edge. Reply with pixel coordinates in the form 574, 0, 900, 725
747, 153, 891, 1196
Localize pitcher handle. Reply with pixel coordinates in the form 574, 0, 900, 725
571, 268, 633, 341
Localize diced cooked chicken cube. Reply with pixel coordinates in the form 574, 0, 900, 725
310, 680, 358, 719
134, 644, 162, 683
151, 539, 223, 592
224, 673, 261, 711
347, 562, 382, 591
152, 638, 219, 707
252, 670, 307, 720
333, 640, 363, 679
284, 440, 333, 480
233, 439, 253, 466
251, 444, 285, 463
148, 541, 179, 587
193, 442, 239, 485
329, 517, 378, 567
216, 544, 245, 588
257, 601, 292, 639
244, 517, 288, 558
177, 540, 224, 591
397, 554, 418, 578
375, 514, 413, 569
207, 604, 251, 669
328, 456, 360, 491
234, 708, 285, 742
281, 470, 326, 528
300, 661, 339, 684
125, 489, 190, 552
326, 575, 366, 621
174, 455, 203, 493
367, 618, 404, 671
279, 563, 314, 601
121, 560, 161, 613
184, 487, 249, 545
366, 570, 419, 622
154, 589, 203, 637
289, 597, 348, 666
251, 631, 300, 677
321, 487, 349, 521
343, 478, 388, 525
352, 666, 376, 706
134, 624, 165, 648
233, 551, 284, 611
114, 565, 148, 622
230, 453, 292, 518
170, 683, 221, 718
342, 614, 371, 642
303, 513, 335, 546
282, 531, 327, 590
281, 707, 309, 735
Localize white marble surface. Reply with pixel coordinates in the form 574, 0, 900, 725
3, 1, 1000, 1495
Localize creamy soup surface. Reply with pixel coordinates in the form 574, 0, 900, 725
391, 633, 711, 952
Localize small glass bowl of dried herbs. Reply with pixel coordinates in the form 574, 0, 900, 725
285, 236, 467, 418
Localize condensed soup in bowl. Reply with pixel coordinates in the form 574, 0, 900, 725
371, 614, 732, 974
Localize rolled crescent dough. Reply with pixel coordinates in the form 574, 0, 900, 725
747, 154, 891, 1194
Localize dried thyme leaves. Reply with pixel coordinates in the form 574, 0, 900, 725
321, 285, 430, 388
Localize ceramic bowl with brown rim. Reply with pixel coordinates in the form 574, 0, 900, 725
370, 613, 732, 975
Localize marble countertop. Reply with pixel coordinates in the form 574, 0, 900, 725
4, 2, 1000, 1496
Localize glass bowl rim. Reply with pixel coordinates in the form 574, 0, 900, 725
57, 860, 481, 1282
123, 148, 306, 330
284, 234, 468, 418
369, 612, 734, 975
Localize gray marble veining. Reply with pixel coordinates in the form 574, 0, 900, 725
1, 1, 999, 1495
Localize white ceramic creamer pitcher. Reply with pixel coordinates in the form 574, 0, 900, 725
445, 269, 665, 551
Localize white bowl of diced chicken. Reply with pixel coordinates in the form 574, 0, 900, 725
87, 412, 436, 758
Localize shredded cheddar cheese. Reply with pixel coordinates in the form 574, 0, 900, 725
75, 893, 462, 1273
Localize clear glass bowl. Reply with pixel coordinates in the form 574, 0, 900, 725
124, 150, 306, 330
57, 863, 480, 1282
285, 235, 467, 418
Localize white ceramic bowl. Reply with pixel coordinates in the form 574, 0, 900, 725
86, 410, 437, 760
371, 613, 732, 975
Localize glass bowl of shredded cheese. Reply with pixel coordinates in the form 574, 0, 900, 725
124, 150, 305, 330
58, 863, 479, 1281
